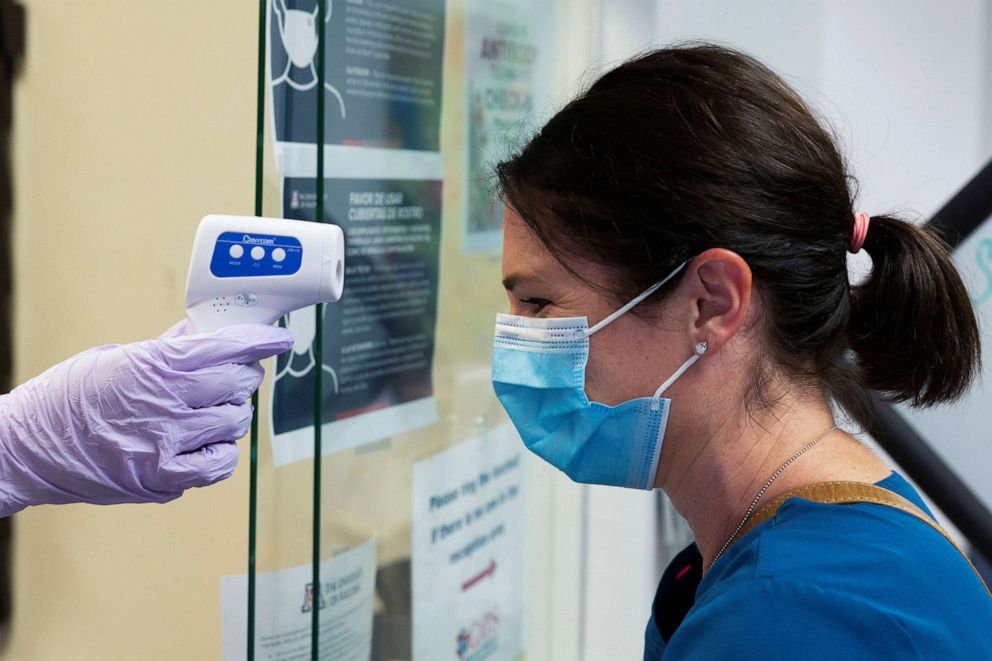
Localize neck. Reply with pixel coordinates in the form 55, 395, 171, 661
657, 389, 842, 573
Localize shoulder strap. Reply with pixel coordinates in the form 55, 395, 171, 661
730, 480, 991, 598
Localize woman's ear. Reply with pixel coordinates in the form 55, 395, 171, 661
685, 248, 752, 352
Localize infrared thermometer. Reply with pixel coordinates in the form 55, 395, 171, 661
184, 215, 345, 333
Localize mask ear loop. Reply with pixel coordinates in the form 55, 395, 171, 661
585, 260, 690, 337
651, 341, 707, 411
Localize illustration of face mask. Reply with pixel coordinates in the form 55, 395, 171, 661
287, 304, 317, 356
274, 305, 340, 394
274, 306, 318, 382
271, 0, 346, 118
281, 7, 319, 68
491, 261, 706, 490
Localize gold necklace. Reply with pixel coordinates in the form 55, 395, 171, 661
709, 424, 838, 567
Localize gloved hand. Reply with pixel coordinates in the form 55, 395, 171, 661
0, 322, 293, 516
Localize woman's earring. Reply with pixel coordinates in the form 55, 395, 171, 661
694, 341, 708, 355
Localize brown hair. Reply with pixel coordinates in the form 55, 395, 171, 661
496, 44, 980, 427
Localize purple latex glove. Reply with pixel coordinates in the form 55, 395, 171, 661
0, 322, 293, 516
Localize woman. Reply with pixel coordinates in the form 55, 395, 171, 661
491, 45, 992, 658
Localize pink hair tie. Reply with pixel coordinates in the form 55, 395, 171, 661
849, 211, 871, 253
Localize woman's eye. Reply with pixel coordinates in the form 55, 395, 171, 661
522, 298, 552, 312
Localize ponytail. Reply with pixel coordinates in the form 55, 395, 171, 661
849, 215, 981, 407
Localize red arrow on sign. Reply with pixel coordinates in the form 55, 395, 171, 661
461, 560, 497, 592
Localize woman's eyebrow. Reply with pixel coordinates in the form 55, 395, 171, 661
504, 271, 560, 294
502, 274, 524, 292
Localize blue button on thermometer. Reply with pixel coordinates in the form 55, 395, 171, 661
184, 215, 345, 332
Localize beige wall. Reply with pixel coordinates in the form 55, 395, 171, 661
6, 2, 261, 658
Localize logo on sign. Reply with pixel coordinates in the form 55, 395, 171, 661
300, 582, 326, 613
236, 292, 258, 307
455, 610, 500, 660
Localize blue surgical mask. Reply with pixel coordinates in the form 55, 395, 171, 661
491, 262, 705, 490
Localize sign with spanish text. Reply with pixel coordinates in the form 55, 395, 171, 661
269, 177, 441, 466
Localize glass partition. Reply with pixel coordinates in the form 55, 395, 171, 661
240, 1, 573, 659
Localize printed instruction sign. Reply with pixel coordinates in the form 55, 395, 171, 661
269, 177, 442, 466
269, 0, 447, 180
463, 0, 552, 252
411, 425, 527, 661
221, 538, 377, 661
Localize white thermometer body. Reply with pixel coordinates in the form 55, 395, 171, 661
184, 215, 345, 333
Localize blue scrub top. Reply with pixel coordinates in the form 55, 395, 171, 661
644, 472, 992, 659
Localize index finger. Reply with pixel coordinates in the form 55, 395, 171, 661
155, 323, 294, 371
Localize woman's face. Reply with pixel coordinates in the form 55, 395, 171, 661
500, 206, 696, 407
